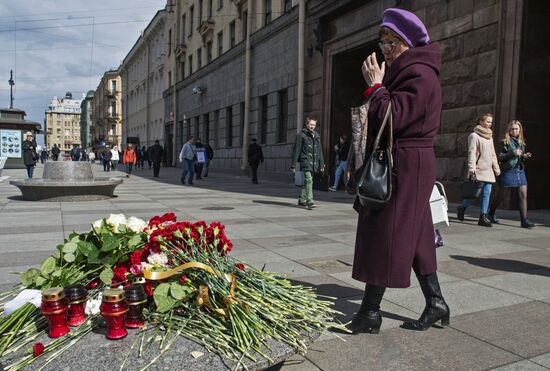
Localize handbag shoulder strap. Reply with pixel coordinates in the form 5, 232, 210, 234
371, 102, 393, 151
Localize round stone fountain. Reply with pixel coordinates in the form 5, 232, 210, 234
10, 162, 122, 201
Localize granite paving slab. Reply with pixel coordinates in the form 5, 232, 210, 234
451, 301, 550, 358
492, 360, 550, 370
305, 326, 520, 370
472, 269, 550, 300
382, 280, 530, 316
530, 353, 550, 368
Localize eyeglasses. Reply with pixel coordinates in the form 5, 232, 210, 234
378, 40, 400, 51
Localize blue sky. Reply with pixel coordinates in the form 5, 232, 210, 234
0, 0, 165, 143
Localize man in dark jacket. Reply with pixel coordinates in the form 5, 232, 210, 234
101, 146, 112, 172
51, 144, 60, 161
291, 118, 325, 209
149, 140, 164, 177
248, 138, 264, 184
329, 134, 350, 191
70, 145, 81, 161
22, 132, 38, 178
194, 138, 206, 180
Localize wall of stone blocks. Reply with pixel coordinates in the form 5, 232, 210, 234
401, 0, 501, 185
174, 12, 299, 178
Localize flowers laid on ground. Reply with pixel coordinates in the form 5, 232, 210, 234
0, 213, 345, 370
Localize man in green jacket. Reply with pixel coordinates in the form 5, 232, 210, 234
291, 118, 325, 209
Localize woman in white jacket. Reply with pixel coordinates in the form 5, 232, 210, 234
110, 146, 120, 170
457, 113, 501, 227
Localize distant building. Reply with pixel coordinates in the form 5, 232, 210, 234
91, 70, 122, 149
120, 9, 166, 149
80, 90, 94, 149
44, 92, 81, 151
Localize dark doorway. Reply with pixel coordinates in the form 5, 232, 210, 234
328, 41, 378, 183
516, 1, 550, 209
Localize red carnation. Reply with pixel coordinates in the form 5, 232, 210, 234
130, 250, 145, 266
144, 280, 153, 296
179, 275, 187, 284
160, 212, 177, 223
149, 215, 161, 226
113, 264, 129, 283
86, 278, 100, 290
235, 263, 245, 271
33, 342, 45, 357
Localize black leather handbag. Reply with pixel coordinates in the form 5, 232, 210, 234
356, 103, 393, 209
460, 175, 482, 199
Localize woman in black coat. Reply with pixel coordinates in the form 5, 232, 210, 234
22, 132, 37, 178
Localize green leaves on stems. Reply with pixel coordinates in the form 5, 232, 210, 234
99, 268, 114, 284
40, 257, 56, 275
101, 236, 120, 252
61, 241, 77, 254
154, 283, 178, 313
128, 234, 142, 248
20, 268, 40, 286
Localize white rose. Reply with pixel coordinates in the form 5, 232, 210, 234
92, 219, 103, 231
106, 214, 127, 233
127, 216, 147, 233
147, 253, 169, 267
85, 299, 101, 315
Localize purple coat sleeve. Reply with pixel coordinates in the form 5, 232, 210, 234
368, 64, 440, 137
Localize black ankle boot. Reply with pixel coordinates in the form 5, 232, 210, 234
402, 272, 450, 331
348, 285, 385, 334
487, 214, 499, 224
478, 213, 492, 227
521, 219, 535, 229
457, 206, 465, 221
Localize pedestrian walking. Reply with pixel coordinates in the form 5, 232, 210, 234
248, 138, 264, 184
88, 151, 95, 163
70, 145, 81, 162
147, 146, 153, 169
291, 117, 325, 209
101, 146, 112, 172
149, 140, 164, 177
457, 113, 501, 227
110, 146, 120, 170
51, 144, 60, 161
488, 120, 535, 228
135, 146, 143, 169
122, 144, 137, 177
179, 137, 196, 185
141, 146, 148, 169
194, 138, 206, 180
203, 142, 214, 177
350, 8, 450, 334
40, 148, 47, 164
329, 134, 350, 191
22, 132, 37, 179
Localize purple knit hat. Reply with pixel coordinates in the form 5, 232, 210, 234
380, 8, 429, 48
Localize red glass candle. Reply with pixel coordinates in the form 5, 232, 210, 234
124, 285, 146, 329
64, 285, 88, 327
100, 288, 128, 340
41, 287, 70, 338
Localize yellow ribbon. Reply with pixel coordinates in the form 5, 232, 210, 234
143, 262, 246, 316
143, 262, 219, 280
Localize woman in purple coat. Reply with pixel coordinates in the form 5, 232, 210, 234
350, 8, 450, 334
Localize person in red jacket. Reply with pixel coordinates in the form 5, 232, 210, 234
122, 144, 137, 177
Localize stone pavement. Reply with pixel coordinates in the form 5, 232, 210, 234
1, 162, 550, 370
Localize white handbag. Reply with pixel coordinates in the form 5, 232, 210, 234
430, 181, 450, 227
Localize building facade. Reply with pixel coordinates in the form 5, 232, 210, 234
120, 9, 166, 149
44, 92, 82, 151
80, 90, 94, 150
165, 0, 298, 171
91, 70, 122, 149
302, 0, 549, 208
159, 0, 549, 208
